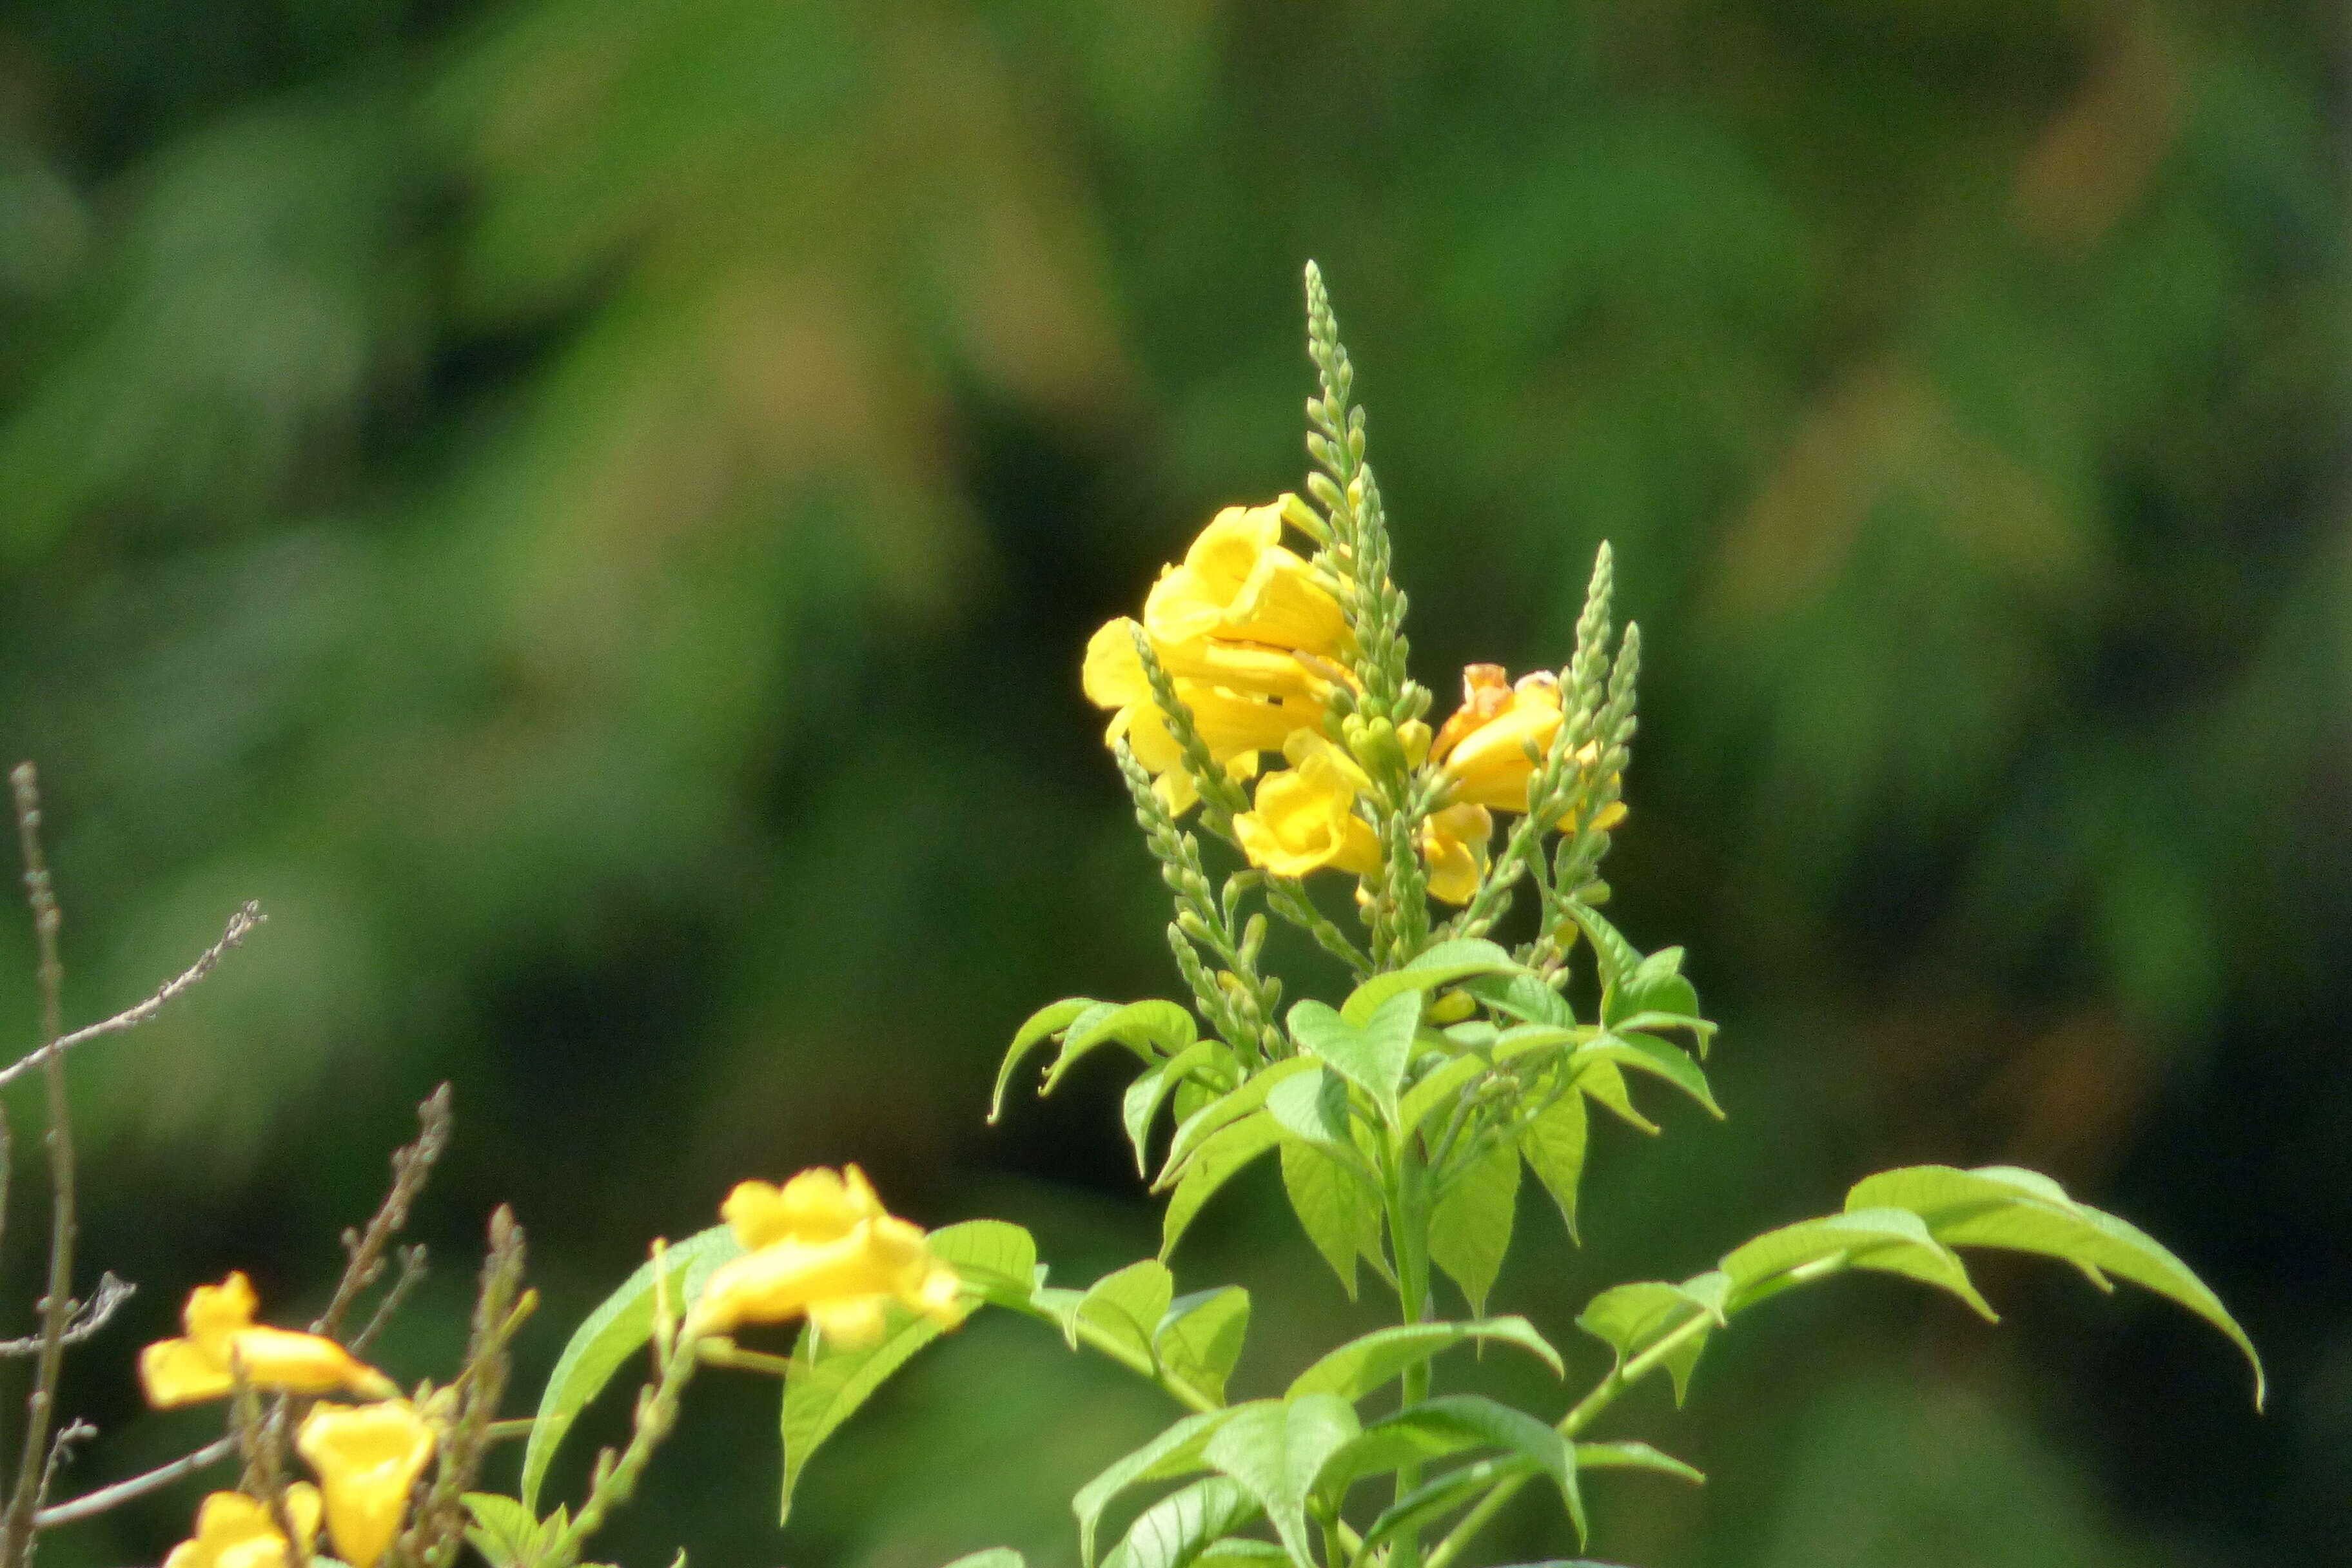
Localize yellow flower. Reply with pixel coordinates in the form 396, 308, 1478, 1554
296, 1400, 435, 1568
1234, 731, 1382, 881
1420, 803, 1494, 905
690, 1166, 961, 1349
1142, 499, 1348, 655
141, 1273, 397, 1409
1110, 684, 1323, 816
164, 1487, 322, 1568
1081, 617, 1331, 707
1432, 665, 1627, 832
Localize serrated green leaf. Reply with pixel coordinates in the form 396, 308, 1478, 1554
1265, 1067, 1357, 1155
1563, 905, 1641, 999
1720, 1207, 1992, 1318
1460, 973, 1574, 1029
1574, 1034, 1720, 1119
1573, 1440, 1705, 1486
1048, 1001, 1200, 1095
1489, 1024, 1583, 1065
1102, 1476, 1262, 1568
523, 1223, 745, 1513
1126, 1043, 1227, 1176
1202, 1395, 1360, 1568
1316, 1396, 1580, 1542
1289, 994, 1420, 1124
1574, 1273, 1727, 1405
941, 1551, 1025, 1568
1162, 1113, 1283, 1262
778, 1222, 1028, 1523
1342, 939, 1523, 1026
1518, 1086, 1589, 1242
1360, 1457, 1533, 1556
1279, 1141, 1382, 1298
461, 1494, 536, 1568
1604, 948, 1699, 1035
1160, 1059, 1318, 1189
1430, 1138, 1519, 1315
1846, 1163, 2264, 1404
1156, 1287, 1251, 1406
1075, 1407, 1251, 1568
1285, 1317, 1562, 1402
992, 998, 1104, 1122
1398, 1055, 1489, 1139
1571, 1059, 1657, 1133
1081, 1261, 1178, 1367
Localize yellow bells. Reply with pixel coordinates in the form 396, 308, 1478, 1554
1083, 616, 1330, 817
1420, 803, 1494, 905
691, 1166, 961, 1350
1235, 732, 1382, 881
297, 1400, 435, 1568
1432, 665, 1627, 832
1082, 617, 1331, 707
1142, 498, 1349, 656
164, 1487, 322, 1568
141, 1273, 397, 1409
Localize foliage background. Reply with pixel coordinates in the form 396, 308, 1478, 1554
0, 2, 2341, 1565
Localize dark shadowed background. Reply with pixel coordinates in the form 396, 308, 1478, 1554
0, 3, 2342, 1565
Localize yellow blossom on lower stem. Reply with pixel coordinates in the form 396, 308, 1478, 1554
141, 1273, 397, 1409
1142, 498, 1349, 655
1431, 667, 1629, 834
1109, 681, 1322, 817
297, 1400, 436, 1568
1420, 803, 1494, 905
1234, 731, 1382, 881
1082, 617, 1335, 708
164, 1487, 322, 1568
689, 1170, 961, 1349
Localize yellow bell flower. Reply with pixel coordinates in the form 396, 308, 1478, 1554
690, 1166, 961, 1349
296, 1400, 436, 1568
141, 1273, 398, 1409
1433, 665, 1627, 832
1142, 499, 1349, 655
1083, 617, 1335, 708
1420, 803, 1494, 905
1234, 732, 1382, 881
164, 1487, 322, 1568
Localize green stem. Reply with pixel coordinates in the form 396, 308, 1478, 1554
1384, 1128, 1433, 1568
1068, 1317, 1223, 1416
536, 1333, 701, 1568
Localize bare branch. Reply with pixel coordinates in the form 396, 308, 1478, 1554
0, 1273, 134, 1357
34, 1435, 236, 1530
33, 1420, 95, 1511
313, 1084, 451, 1340
348, 1245, 427, 1356
0, 901, 266, 1093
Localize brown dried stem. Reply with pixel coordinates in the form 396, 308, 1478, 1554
313, 1084, 452, 1341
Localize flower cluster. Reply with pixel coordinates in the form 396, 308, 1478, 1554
690, 1164, 961, 1348
144, 1277, 433, 1568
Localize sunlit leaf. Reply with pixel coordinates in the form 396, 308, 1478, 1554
1289, 994, 1420, 1124
461, 1494, 537, 1568
1571, 1059, 1657, 1134
1573, 1440, 1704, 1486
1572, 1034, 1720, 1119
1156, 1286, 1251, 1406
1574, 1273, 1728, 1405
1429, 1138, 1519, 1315
1398, 1055, 1489, 1139
1102, 1476, 1262, 1568
1279, 1141, 1381, 1299
1720, 1207, 1992, 1319
1285, 1317, 1562, 1402
1159, 1059, 1318, 1188
1202, 1395, 1361, 1568
1075, 1406, 1252, 1568
1342, 939, 1523, 1026
1518, 1086, 1589, 1242
1314, 1395, 1581, 1542
941, 1551, 1025, 1568
1079, 1260, 1177, 1367
992, 998, 1104, 1122
1359, 1457, 1533, 1556
1162, 1113, 1283, 1261
1046, 1000, 1200, 1094
1126, 1042, 1229, 1175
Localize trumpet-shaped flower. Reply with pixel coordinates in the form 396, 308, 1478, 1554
1235, 731, 1382, 881
141, 1273, 398, 1409
1110, 683, 1324, 816
1420, 802, 1494, 905
164, 1487, 322, 1568
691, 1166, 961, 1349
1082, 617, 1333, 709
1433, 665, 1627, 832
1142, 499, 1348, 655
297, 1400, 436, 1568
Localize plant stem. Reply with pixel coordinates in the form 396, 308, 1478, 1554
535, 1333, 700, 1568
1383, 1126, 1433, 1568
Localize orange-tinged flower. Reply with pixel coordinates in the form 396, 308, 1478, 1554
691, 1166, 961, 1349
163, 1487, 322, 1568
141, 1273, 397, 1409
1420, 803, 1494, 905
1142, 500, 1348, 655
1234, 732, 1382, 881
297, 1400, 436, 1568
1433, 666, 1627, 832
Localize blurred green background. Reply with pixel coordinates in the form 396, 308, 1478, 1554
0, 1, 2342, 1564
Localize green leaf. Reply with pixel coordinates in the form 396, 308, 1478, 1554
1289, 994, 1420, 1124
1081, 1260, 1177, 1366
1126, 1043, 1227, 1176
522, 1222, 745, 1513
461, 1494, 537, 1568
1460, 973, 1574, 1029
1360, 1458, 1533, 1556
1573, 1034, 1721, 1119
1573, 1440, 1705, 1486
1285, 1317, 1562, 1402
1604, 948, 1701, 1039
941, 1552, 1025, 1568
1342, 939, 1523, 1026
1159, 1059, 1318, 1188
1398, 1055, 1489, 1139
1571, 1059, 1656, 1134
1574, 1273, 1728, 1405
1280, 1141, 1382, 1298
992, 997, 1104, 1122
1317, 1396, 1580, 1542
1265, 1068, 1358, 1155
1202, 1395, 1361, 1568
1518, 1086, 1589, 1243
778, 1221, 1029, 1523
1720, 1208, 1992, 1318
1048, 1001, 1200, 1094
1162, 1113, 1284, 1262
1156, 1288, 1251, 1406
1845, 1163, 2265, 1404
1102, 1476, 1262, 1568
1430, 1138, 1519, 1315
1195, 1543, 1287, 1565
1075, 1407, 1250, 1568
1563, 905, 1641, 999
